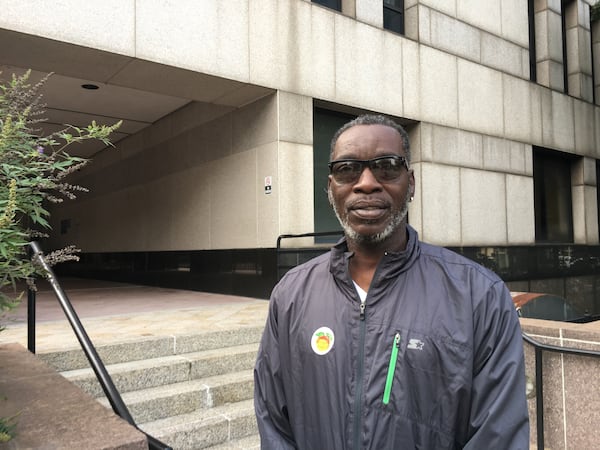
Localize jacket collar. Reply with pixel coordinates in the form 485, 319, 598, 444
329, 225, 421, 294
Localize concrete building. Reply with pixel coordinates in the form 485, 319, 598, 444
0, 0, 599, 311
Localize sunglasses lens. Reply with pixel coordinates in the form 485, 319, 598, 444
330, 156, 406, 184
371, 157, 404, 181
331, 161, 362, 183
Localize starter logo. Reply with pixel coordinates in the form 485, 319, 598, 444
311, 327, 335, 355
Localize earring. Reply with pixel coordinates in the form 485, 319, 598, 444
410, 196, 414, 202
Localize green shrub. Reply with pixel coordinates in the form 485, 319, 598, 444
0, 70, 120, 330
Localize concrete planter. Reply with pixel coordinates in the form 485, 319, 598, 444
0, 343, 147, 449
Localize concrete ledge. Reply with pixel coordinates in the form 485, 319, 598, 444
0, 343, 147, 449
521, 318, 600, 449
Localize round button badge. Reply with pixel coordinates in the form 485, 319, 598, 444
311, 326, 335, 356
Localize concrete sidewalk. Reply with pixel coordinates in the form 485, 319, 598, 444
0, 278, 269, 352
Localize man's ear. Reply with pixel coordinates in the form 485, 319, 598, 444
327, 176, 333, 205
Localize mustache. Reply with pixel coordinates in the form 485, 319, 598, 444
346, 198, 390, 210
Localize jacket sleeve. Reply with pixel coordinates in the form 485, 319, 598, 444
464, 280, 530, 449
254, 291, 296, 450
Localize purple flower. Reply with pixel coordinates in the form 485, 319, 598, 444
37, 146, 44, 154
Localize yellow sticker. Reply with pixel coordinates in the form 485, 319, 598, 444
311, 327, 335, 355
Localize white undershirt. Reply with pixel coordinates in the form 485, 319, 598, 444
353, 280, 368, 302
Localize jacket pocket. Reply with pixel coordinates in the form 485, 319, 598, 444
382, 332, 401, 405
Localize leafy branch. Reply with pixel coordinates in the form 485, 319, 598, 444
0, 70, 121, 330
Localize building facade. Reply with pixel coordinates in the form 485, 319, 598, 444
1, 0, 599, 311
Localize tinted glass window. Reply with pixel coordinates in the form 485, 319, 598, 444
312, 0, 341, 11
313, 108, 354, 235
383, 0, 404, 34
534, 149, 574, 243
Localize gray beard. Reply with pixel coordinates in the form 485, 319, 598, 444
328, 189, 410, 246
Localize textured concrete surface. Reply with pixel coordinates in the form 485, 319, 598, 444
0, 343, 147, 449
0, 277, 269, 449
0, 278, 269, 353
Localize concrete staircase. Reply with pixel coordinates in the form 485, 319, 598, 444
37, 326, 264, 449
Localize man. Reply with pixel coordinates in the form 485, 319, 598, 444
254, 114, 529, 449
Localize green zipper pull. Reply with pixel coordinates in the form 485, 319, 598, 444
382, 333, 401, 405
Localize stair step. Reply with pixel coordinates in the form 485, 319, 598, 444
97, 370, 255, 423
63, 343, 259, 397
38, 326, 264, 372
205, 434, 260, 449
140, 399, 257, 450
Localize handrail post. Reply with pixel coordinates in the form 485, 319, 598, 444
27, 245, 36, 354
27, 285, 36, 354
534, 347, 544, 450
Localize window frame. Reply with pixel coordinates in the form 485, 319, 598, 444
383, 0, 405, 35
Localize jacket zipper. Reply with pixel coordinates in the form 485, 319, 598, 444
382, 332, 401, 405
352, 297, 367, 450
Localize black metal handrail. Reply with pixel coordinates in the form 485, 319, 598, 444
522, 331, 600, 450
28, 241, 172, 450
276, 231, 343, 280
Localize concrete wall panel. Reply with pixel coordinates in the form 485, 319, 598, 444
420, 163, 461, 245
461, 168, 507, 245
310, 5, 337, 99
380, 33, 405, 116
136, 0, 249, 81
402, 39, 421, 119
419, 0, 456, 17
334, 15, 386, 112
501, 0, 530, 47
355, 0, 382, 27
551, 91, 576, 151
458, 59, 504, 136
210, 150, 258, 248
504, 75, 533, 143
481, 33, 524, 78
429, 9, 481, 62
574, 100, 596, 156
506, 173, 535, 244
419, 47, 458, 127
256, 141, 280, 248
457, 0, 502, 36
0, 0, 135, 56
278, 142, 314, 235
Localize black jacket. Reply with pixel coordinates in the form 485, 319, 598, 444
254, 226, 529, 449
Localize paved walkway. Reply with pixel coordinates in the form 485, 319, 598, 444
0, 278, 269, 353
2, 277, 598, 353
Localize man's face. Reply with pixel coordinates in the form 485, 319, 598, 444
327, 124, 414, 247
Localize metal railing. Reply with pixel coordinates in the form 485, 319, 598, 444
28, 241, 172, 450
522, 331, 600, 450
276, 231, 343, 280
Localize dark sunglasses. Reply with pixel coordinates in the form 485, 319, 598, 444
328, 155, 410, 184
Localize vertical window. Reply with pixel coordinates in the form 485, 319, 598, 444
592, 4, 600, 105
312, 0, 341, 11
534, 148, 574, 243
597, 160, 600, 240
561, 0, 571, 94
384, 0, 404, 34
313, 108, 354, 234
528, 0, 537, 82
